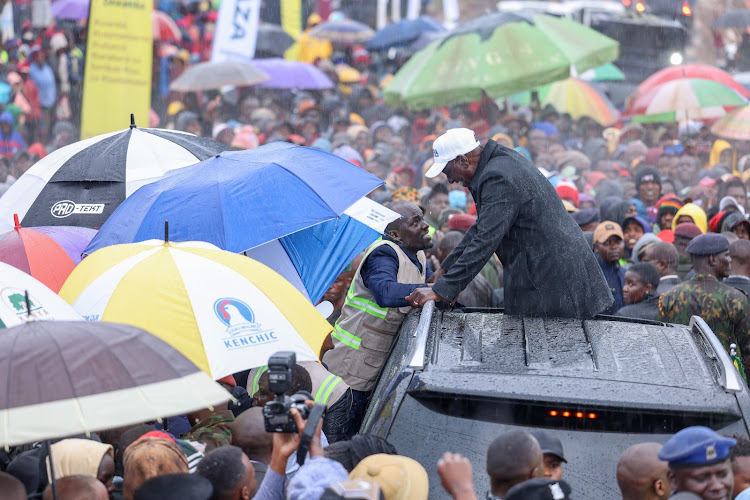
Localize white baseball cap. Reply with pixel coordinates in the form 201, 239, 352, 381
425, 128, 480, 178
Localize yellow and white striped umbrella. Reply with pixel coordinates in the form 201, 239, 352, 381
59, 240, 333, 379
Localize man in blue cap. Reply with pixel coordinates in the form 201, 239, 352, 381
658, 233, 750, 371
659, 426, 737, 500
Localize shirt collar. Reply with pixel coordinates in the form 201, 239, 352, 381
690, 274, 719, 283
728, 275, 750, 281
661, 274, 679, 280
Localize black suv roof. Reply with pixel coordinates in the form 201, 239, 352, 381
411, 310, 745, 415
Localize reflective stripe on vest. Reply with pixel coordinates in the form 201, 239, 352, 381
315, 374, 343, 405
343, 289, 387, 319
332, 323, 362, 350
251, 365, 268, 396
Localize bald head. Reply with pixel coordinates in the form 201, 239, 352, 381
617, 443, 671, 500
0, 471, 26, 500
384, 200, 422, 233
231, 407, 273, 463
643, 242, 679, 276
487, 430, 543, 497
42, 475, 109, 500
438, 230, 464, 262
731, 240, 750, 277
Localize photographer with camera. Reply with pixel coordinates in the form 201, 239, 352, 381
247, 352, 334, 500
247, 360, 353, 443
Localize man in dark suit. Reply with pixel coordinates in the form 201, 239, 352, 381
407, 128, 612, 319
641, 242, 681, 294
724, 239, 750, 297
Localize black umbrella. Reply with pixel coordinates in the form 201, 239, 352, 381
0, 320, 230, 448
255, 23, 296, 58
712, 10, 750, 29
0, 115, 230, 231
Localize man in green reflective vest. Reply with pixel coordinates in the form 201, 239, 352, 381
323, 200, 433, 432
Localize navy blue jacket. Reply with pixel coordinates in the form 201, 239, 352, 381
597, 255, 626, 315
360, 244, 433, 308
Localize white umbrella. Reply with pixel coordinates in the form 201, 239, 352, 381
0, 262, 82, 328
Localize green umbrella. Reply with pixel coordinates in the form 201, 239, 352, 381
579, 63, 625, 82
384, 12, 619, 109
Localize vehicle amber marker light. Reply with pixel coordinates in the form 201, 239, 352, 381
549, 410, 598, 419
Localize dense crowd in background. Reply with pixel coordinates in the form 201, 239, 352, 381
5, 5, 750, 500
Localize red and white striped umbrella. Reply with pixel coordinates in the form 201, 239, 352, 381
153, 10, 181, 42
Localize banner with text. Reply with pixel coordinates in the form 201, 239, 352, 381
212, 0, 261, 62
80, 0, 153, 138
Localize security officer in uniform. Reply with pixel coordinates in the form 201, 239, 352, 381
659, 426, 737, 500
323, 200, 433, 432
246, 361, 352, 443
658, 233, 750, 371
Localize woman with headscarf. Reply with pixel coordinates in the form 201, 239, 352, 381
47, 438, 115, 496
122, 435, 189, 500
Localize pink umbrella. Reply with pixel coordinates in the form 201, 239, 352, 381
153, 11, 182, 42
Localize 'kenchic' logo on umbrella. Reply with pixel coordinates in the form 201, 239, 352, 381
51, 200, 105, 218
213, 298, 277, 350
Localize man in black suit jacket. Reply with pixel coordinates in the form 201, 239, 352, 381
641, 242, 681, 295
724, 239, 750, 296
407, 128, 612, 319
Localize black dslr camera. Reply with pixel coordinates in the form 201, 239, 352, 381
262, 351, 312, 433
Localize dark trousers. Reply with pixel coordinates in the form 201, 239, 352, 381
324, 389, 354, 443
348, 389, 372, 435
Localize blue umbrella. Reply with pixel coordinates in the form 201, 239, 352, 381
367, 17, 445, 51
83, 143, 392, 302
244, 197, 399, 303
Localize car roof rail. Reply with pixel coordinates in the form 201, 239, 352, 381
690, 315, 744, 393
408, 300, 435, 369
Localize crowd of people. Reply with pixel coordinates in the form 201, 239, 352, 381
2, 403, 750, 500
4, 3, 750, 500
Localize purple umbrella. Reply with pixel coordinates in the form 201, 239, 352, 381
253, 58, 334, 90
51, 0, 90, 21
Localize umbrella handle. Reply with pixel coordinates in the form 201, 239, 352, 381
43, 440, 59, 500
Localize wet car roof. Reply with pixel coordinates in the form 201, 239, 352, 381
414, 311, 742, 414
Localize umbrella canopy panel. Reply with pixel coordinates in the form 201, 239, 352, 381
170, 61, 269, 92
637, 64, 750, 99
384, 12, 619, 109
255, 24, 296, 57
625, 78, 747, 123
0, 262, 82, 329
309, 19, 375, 44
0, 222, 96, 292
253, 58, 334, 89
0, 321, 230, 447
712, 10, 750, 29
60, 241, 333, 379
366, 16, 445, 51
83, 142, 384, 255
0, 127, 230, 231
711, 106, 750, 141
